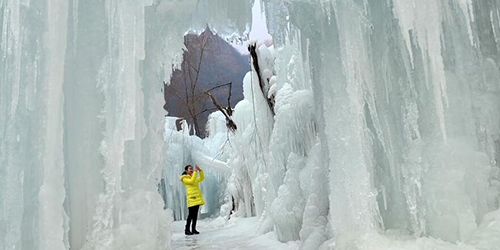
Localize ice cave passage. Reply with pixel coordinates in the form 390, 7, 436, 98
1, 1, 500, 250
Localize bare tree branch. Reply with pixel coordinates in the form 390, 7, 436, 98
205, 91, 237, 132
164, 81, 190, 107
164, 29, 240, 137
182, 59, 190, 104
192, 35, 207, 94
205, 82, 232, 93
227, 82, 232, 116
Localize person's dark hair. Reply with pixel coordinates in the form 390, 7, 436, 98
182, 165, 192, 175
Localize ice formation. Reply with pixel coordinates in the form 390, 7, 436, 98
241, 0, 500, 249
160, 115, 231, 221
0, 0, 250, 249
2, 0, 500, 250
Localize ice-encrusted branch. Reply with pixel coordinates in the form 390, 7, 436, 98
248, 43, 275, 116
205, 84, 237, 132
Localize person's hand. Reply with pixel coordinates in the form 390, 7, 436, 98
195, 164, 201, 171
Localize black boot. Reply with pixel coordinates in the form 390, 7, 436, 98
185, 225, 193, 235
192, 220, 199, 234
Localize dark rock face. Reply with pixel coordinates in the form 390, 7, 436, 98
164, 27, 250, 137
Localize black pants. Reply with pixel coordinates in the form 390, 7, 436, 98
186, 205, 200, 231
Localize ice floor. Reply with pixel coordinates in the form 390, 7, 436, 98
170, 217, 299, 250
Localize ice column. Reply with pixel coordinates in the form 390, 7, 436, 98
1, 0, 69, 249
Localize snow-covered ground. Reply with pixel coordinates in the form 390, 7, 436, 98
171, 217, 299, 250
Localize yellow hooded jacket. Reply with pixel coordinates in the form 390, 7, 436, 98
180, 170, 205, 207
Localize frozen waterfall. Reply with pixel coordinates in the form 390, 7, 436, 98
1, 0, 500, 250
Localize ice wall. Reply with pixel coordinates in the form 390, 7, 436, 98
0, 0, 252, 249
0, 0, 172, 249
219, 0, 500, 249
160, 115, 231, 221
249, 0, 500, 248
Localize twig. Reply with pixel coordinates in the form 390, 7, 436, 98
205, 92, 237, 132
205, 82, 232, 93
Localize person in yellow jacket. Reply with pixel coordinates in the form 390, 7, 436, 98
180, 164, 205, 235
